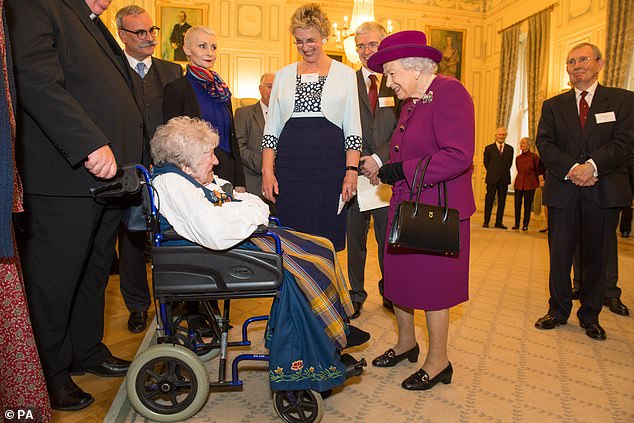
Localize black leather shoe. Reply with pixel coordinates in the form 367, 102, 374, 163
482, 223, 490, 228
522, 226, 528, 231
372, 344, 419, 367
402, 362, 453, 391
494, 224, 508, 229
76, 356, 131, 377
128, 311, 148, 333
511, 225, 519, 230
580, 322, 607, 340
350, 302, 362, 320
535, 314, 567, 330
539, 228, 548, 233
571, 289, 580, 300
604, 297, 629, 316
622, 232, 630, 238
50, 381, 94, 411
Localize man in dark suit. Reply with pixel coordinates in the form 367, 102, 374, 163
483, 127, 514, 229
346, 22, 399, 319
8, 0, 144, 410
235, 72, 275, 199
116, 5, 182, 333
169, 10, 191, 61
535, 42, 634, 340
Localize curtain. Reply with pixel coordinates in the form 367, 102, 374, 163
496, 24, 520, 128
604, 0, 634, 87
526, 9, 551, 141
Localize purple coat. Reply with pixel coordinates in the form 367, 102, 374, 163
384, 75, 475, 310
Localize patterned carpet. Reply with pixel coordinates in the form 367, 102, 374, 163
106, 220, 634, 423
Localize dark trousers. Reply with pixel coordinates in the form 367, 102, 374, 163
546, 191, 620, 324
346, 201, 387, 304
573, 231, 620, 299
620, 206, 632, 234
514, 189, 535, 227
17, 194, 121, 393
484, 181, 509, 225
118, 224, 150, 313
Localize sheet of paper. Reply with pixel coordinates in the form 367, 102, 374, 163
357, 175, 391, 212
337, 194, 346, 215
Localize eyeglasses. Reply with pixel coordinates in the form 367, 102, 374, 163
356, 42, 380, 51
566, 56, 593, 66
294, 38, 318, 48
119, 26, 160, 40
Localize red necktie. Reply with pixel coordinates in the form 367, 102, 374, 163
579, 91, 589, 129
368, 74, 378, 115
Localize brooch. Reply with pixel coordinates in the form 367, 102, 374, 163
421, 91, 434, 104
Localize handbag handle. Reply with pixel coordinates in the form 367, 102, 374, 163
409, 156, 450, 223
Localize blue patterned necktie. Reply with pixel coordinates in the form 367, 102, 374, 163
135, 62, 146, 78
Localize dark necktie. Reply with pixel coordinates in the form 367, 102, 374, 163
368, 74, 378, 115
579, 91, 589, 129
499, 144, 504, 157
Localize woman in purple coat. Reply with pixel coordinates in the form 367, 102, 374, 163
367, 30, 475, 391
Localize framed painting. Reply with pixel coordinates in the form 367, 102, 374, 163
428, 28, 466, 81
156, 1, 209, 62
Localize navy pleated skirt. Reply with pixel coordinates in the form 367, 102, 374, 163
275, 117, 346, 251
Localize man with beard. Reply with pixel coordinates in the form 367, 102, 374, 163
115, 5, 182, 333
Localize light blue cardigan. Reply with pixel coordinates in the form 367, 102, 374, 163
262, 60, 362, 150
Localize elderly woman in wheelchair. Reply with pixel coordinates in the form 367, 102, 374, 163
125, 116, 367, 422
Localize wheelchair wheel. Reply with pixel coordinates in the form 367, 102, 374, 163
272, 389, 324, 423
172, 313, 221, 362
126, 344, 209, 422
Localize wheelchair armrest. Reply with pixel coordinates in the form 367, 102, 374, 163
254, 224, 269, 234
160, 229, 187, 242
250, 226, 282, 255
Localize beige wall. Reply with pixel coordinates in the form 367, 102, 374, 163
104, 0, 609, 206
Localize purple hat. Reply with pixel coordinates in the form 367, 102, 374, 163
367, 30, 442, 73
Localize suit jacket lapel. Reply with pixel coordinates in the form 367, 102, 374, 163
356, 70, 371, 114
559, 89, 583, 143
63, 0, 130, 83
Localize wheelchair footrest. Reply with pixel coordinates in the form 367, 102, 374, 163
341, 353, 367, 379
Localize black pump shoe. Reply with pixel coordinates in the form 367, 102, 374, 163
402, 362, 453, 391
372, 344, 419, 367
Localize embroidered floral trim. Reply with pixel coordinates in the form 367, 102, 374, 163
270, 362, 342, 383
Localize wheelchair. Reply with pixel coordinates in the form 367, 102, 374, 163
93, 165, 367, 422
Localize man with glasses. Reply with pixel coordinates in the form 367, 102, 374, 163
7, 0, 144, 411
115, 5, 182, 334
535, 42, 634, 340
346, 22, 399, 319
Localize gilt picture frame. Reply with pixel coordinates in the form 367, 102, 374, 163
428, 27, 466, 81
156, 1, 209, 63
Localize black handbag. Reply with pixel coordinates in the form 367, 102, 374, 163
388, 157, 460, 256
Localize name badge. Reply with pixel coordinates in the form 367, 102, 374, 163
595, 111, 616, 124
300, 73, 319, 83
378, 97, 395, 108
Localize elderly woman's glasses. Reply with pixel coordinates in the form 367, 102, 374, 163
566, 56, 593, 66
120, 26, 160, 40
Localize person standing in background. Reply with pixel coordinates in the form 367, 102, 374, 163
8, 0, 144, 410
512, 137, 541, 231
116, 4, 182, 333
169, 10, 191, 61
164, 25, 245, 190
235, 72, 275, 200
483, 127, 514, 229
347, 21, 399, 319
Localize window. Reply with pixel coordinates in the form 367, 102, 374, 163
506, 32, 529, 187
